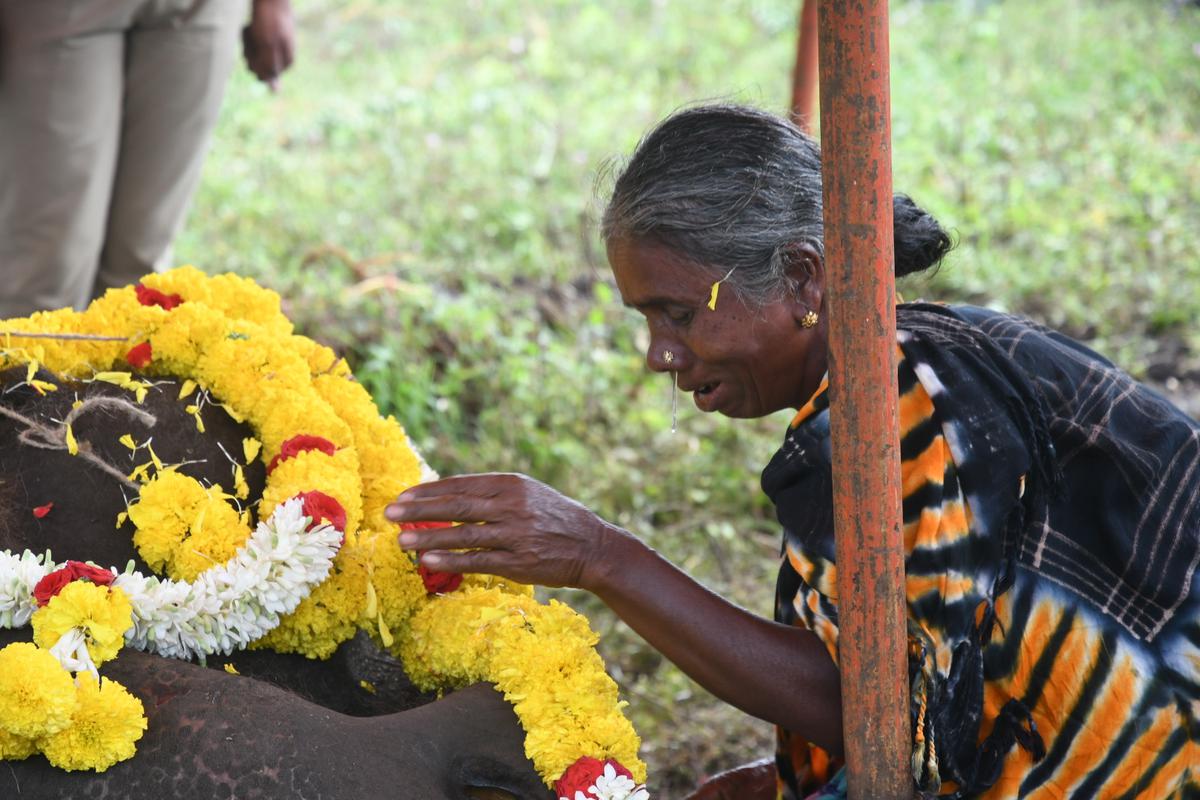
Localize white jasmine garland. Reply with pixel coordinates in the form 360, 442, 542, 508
0, 549, 52, 628
0, 497, 340, 662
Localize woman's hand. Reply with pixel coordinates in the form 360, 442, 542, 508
385, 473, 626, 591
388, 475, 845, 752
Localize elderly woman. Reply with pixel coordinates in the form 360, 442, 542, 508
387, 104, 1200, 799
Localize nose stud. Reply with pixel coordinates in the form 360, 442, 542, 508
663, 350, 675, 364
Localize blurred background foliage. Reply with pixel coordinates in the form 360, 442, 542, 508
176, 0, 1200, 793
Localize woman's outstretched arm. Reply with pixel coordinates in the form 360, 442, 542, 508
386, 472, 844, 755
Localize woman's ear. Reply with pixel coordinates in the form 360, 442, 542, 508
782, 243, 825, 323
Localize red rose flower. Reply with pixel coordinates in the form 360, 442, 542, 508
298, 490, 347, 533
267, 435, 338, 474
555, 756, 630, 799
400, 522, 463, 594
554, 757, 635, 799
32, 502, 54, 519
125, 341, 153, 368
33, 561, 116, 607
418, 559, 463, 594
135, 283, 184, 310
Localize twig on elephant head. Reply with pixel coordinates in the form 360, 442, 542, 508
0, 396, 158, 490
0, 331, 129, 342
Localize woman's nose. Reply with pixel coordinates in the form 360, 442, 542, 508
647, 343, 679, 373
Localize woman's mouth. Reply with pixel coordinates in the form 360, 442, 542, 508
692, 382, 721, 411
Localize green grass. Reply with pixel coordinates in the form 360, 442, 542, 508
176, 0, 1200, 792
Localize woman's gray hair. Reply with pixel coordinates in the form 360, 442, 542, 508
602, 104, 950, 305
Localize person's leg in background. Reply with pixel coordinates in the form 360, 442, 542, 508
0, 1, 132, 317
94, 0, 244, 297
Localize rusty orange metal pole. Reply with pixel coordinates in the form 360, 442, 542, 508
790, 0, 820, 133
817, 0, 909, 798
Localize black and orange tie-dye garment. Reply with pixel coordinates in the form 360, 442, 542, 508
763, 303, 1200, 799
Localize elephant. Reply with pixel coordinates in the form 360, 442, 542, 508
0, 366, 553, 799
0, 628, 549, 800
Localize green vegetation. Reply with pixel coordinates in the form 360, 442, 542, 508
177, 0, 1200, 792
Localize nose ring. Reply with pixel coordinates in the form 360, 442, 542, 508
663, 350, 675, 364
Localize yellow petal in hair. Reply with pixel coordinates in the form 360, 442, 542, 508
707, 267, 736, 311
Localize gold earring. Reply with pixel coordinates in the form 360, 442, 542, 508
663, 350, 675, 364
801, 310, 819, 329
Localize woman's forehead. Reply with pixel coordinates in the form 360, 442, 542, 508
608, 238, 715, 308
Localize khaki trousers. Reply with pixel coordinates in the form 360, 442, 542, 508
0, 0, 244, 318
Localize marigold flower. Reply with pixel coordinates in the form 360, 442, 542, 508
0, 728, 37, 761
128, 470, 251, 582
0, 642, 77, 738
32, 581, 133, 667
39, 674, 147, 772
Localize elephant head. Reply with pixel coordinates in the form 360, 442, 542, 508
0, 366, 553, 799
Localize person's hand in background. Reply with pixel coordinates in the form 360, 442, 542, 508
243, 0, 295, 90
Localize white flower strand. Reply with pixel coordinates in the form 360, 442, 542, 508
0, 497, 340, 662
0, 548, 51, 629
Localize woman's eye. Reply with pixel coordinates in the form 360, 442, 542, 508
666, 307, 694, 325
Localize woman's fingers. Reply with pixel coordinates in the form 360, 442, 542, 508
386, 473, 528, 524
385, 472, 612, 588
397, 521, 510, 552
387, 494, 494, 526
419, 548, 509, 575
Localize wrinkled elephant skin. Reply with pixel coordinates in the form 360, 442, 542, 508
0, 640, 552, 800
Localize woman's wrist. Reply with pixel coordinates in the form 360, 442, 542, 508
577, 520, 644, 595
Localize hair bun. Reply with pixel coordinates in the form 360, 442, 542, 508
893, 194, 952, 278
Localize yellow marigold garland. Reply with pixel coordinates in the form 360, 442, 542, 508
398, 587, 645, 785
0, 267, 647, 789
